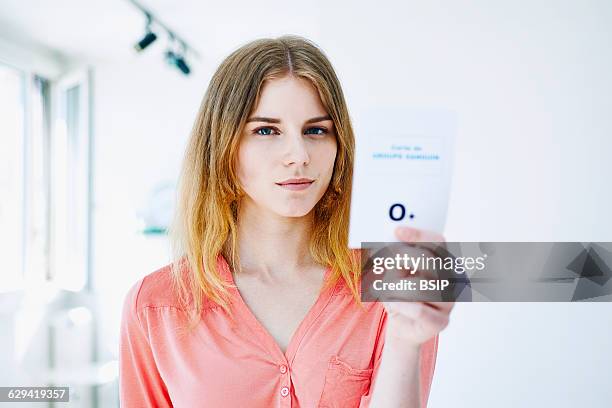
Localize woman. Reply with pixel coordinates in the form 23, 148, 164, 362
120, 35, 454, 408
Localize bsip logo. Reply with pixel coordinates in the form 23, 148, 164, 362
388, 203, 415, 222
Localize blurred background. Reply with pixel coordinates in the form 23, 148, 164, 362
1, 0, 611, 407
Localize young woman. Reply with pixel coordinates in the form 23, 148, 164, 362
120, 35, 454, 408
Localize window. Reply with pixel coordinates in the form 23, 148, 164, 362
0, 62, 92, 292
0, 63, 50, 291
49, 69, 92, 291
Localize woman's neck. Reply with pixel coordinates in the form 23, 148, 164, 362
234, 200, 316, 282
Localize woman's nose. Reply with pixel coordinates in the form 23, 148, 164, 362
283, 133, 310, 166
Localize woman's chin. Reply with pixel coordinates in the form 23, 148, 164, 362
276, 206, 315, 218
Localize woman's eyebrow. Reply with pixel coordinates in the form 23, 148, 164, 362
245, 115, 332, 124
305, 115, 332, 124
246, 116, 281, 123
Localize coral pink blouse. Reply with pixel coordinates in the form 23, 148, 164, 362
120, 254, 438, 407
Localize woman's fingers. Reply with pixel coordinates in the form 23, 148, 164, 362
394, 226, 446, 243
392, 227, 448, 267
384, 300, 450, 328
384, 300, 449, 320
425, 301, 455, 313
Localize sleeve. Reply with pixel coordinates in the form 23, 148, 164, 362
119, 278, 173, 407
359, 310, 439, 408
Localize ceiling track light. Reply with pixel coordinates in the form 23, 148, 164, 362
134, 13, 157, 52
128, 0, 200, 76
164, 51, 191, 75
165, 37, 191, 75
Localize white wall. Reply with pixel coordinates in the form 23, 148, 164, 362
324, 3, 612, 406
91, 50, 215, 359
90, 1, 612, 407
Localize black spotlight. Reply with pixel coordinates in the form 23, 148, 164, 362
165, 50, 191, 75
174, 55, 190, 75
134, 31, 157, 52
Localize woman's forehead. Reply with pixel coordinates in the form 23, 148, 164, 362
251, 76, 328, 119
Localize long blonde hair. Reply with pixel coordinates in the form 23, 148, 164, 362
169, 35, 363, 328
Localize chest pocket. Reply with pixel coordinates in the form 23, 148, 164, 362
318, 355, 373, 408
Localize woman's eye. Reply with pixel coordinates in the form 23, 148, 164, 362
253, 126, 328, 136
254, 127, 276, 136
304, 127, 327, 135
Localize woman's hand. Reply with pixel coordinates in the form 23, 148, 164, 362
381, 226, 455, 347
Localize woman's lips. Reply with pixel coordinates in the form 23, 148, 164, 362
276, 181, 314, 191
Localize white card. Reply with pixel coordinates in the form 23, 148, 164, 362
348, 107, 456, 249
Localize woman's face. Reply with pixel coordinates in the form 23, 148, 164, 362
237, 75, 338, 218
